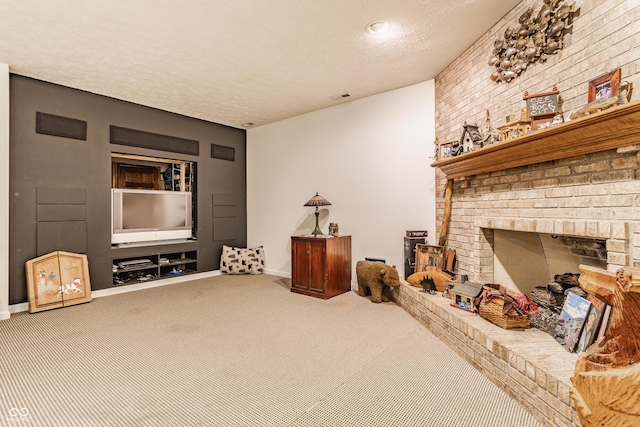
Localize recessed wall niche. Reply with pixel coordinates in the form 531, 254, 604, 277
36, 112, 87, 140
111, 153, 194, 192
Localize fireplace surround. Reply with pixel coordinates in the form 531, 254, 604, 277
432, 101, 640, 282
419, 101, 640, 426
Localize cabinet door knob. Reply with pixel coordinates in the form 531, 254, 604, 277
306, 251, 310, 255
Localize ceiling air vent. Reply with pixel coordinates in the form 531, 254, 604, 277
330, 93, 351, 101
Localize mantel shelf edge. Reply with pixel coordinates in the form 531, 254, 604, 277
431, 100, 640, 179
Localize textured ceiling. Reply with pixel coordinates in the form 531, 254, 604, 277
0, 0, 520, 129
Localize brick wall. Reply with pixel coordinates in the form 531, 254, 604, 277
434, 0, 640, 281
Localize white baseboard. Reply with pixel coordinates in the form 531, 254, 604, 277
92, 270, 220, 299
264, 268, 290, 278
8, 302, 28, 315
7, 270, 221, 316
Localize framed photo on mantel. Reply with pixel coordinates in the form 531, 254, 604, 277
588, 68, 621, 102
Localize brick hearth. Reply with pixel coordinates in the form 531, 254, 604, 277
393, 283, 580, 427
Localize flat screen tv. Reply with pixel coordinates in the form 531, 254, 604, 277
112, 188, 193, 245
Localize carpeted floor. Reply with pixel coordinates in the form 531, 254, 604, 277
0, 274, 542, 426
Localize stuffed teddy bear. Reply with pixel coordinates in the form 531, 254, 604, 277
356, 260, 401, 303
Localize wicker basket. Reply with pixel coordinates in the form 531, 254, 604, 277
479, 295, 531, 329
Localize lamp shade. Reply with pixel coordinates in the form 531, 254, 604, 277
303, 192, 331, 207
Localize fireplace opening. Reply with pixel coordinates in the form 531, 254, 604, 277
491, 229, 609, 336
492, 229, 607, 295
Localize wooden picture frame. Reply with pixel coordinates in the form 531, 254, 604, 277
523, 87, 560, 130
414, 244, 444, 272
588, 69, 621, 102
439, 141, 453, 159
25, 251, 92, 313
524, 89, 560, 118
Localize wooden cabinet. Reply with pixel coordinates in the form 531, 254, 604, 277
291, 235, 352, 299
114, 164, 160, 189
111, 153, 194, 192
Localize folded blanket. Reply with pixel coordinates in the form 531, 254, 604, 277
480, 284, 539, 316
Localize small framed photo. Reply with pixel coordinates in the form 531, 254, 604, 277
439, 141, 453, 159
415, 244, 444, 272
588, 69, 621, 102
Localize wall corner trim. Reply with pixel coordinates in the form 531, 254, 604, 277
1, 63, 10, 320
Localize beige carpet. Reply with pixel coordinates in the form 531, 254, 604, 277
0, 274, 542, 426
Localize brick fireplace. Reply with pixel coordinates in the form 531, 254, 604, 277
440, 144, 639, 285
401, 1, 640, 425
412, 103, 640, 426
432, 0, 640, 280
396, 134, 640, 427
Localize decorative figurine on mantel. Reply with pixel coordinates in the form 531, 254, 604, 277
497, 109, 531, 141
524, 86, 563, 130
460, 121, 484, 153
450, 139, 463, 157
482, 109, 499, 146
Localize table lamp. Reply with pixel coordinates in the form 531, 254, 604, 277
304, 192, 331, 236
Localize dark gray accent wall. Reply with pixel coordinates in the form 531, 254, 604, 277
212, 193, 238, 242
110, 125, 200, 156
9, 75, 247, 305
36, 186, 88, 254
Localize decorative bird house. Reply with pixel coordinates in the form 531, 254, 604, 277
460, 121, 484, 153
447, 279, 483, 312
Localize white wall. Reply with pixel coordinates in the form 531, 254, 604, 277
0, 63, 9, 319
247, 80, 436, 283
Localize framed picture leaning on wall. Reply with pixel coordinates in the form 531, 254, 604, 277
415, 244, 444, 272
25, 251, 92, 313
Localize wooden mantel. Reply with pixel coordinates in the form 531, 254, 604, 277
431, 100, 640, 179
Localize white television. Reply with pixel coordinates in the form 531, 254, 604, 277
111, 188, 193, 245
